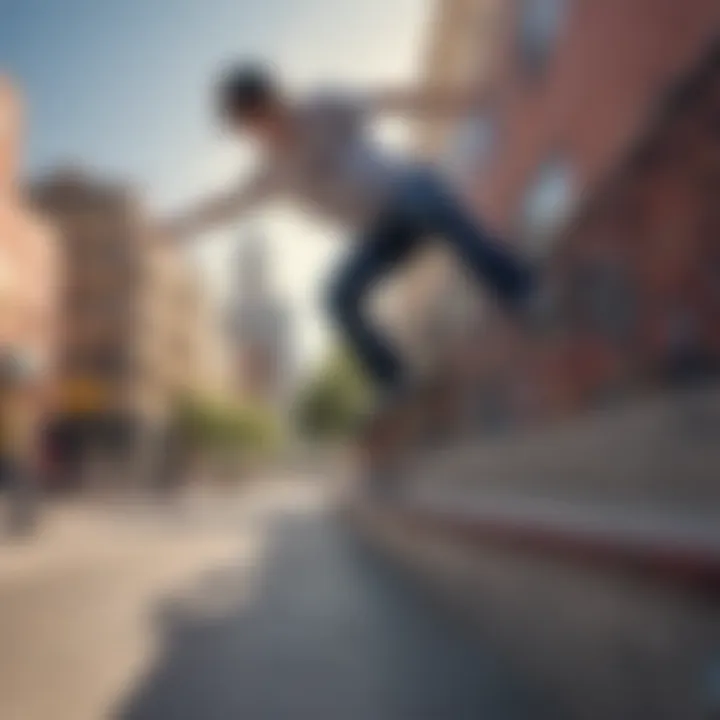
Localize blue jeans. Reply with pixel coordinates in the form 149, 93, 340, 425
326, 170, 534, 390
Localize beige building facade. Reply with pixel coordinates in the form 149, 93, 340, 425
398, 0, 505, 361
32, 170, 227, 486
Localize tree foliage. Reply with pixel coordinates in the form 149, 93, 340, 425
293, 348, 371, 439
173, 394, 280, 458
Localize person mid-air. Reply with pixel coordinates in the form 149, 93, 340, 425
169, 63, 535, 402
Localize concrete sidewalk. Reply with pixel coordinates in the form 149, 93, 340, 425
0, 497, 241, 584
0, 484, 540, 720
0, 496, 258, 720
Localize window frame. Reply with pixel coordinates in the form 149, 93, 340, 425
516, 0, 568, 78
519, 153, 577, 257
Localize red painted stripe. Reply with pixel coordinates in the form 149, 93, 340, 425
383, 505, 720, 596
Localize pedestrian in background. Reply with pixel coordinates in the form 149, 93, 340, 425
0, 349, 43, 537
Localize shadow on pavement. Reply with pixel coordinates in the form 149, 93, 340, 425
115, 506, 548, 720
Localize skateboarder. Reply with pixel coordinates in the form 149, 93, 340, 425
168, 63, 535, 399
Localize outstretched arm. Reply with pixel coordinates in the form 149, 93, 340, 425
165, 170, 274, 239
364, 87, 486, 118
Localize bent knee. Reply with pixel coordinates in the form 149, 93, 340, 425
325, 276, 364, 322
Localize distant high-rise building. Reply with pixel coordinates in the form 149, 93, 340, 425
228, 230, 293, 410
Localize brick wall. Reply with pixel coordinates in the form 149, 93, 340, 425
449, 22, 720, 434
477, 0, 720, 231
533, 44, 720, 413
367, 39, 720, 474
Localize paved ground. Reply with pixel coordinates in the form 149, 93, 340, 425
0, 481, 539, 720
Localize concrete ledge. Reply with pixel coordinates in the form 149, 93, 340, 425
402, 386, 720, 517
351, 501, 720, 720
390, 498, 720, 596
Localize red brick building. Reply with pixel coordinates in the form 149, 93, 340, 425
469, 0, 719, 232
523, 41, 720, 420
412, 0, 720, 431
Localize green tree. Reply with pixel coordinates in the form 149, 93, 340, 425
173, 394, 280, 460
293, 348, 371, 440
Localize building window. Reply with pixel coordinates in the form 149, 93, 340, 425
517, 0, 567, 75
520, 156, 576, 256
444, 113, 497, 181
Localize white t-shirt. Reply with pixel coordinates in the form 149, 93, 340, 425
250, 93, 404, 227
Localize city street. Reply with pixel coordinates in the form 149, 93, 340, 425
0, 480, 537, 720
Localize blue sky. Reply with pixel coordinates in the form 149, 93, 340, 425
0, 0, 430, 368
